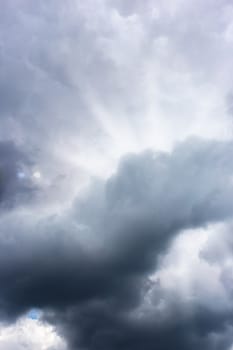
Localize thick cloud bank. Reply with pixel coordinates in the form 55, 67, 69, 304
0, 139, 233, 349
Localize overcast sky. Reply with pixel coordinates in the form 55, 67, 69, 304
1, 1, 233, 349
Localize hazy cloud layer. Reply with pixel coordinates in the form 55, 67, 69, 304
1, 1, 233, 349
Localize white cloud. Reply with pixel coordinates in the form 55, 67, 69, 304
0, 316, 67, 350
149, 223, 233, 313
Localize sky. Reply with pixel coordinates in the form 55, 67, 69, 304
1, 0, 233, 349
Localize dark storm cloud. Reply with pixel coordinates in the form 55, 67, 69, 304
0, 141, 35, 207
0, 138, 233, 349
51, 302, 233, 350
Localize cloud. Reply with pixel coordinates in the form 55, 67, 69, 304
0, 0, 232, 182
0, 316, 66, 350
0, 141, 36, 208
1, 1, 233, 349
0, 139, 233, 348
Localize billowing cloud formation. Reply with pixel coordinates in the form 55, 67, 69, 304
1, 0, 233, 349
0, 139, 233, 349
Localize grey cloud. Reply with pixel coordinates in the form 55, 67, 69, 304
0, 139, 233, 349
52, 303, 233, 350
200, 222, 233, 308
0, 141, 36, 208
